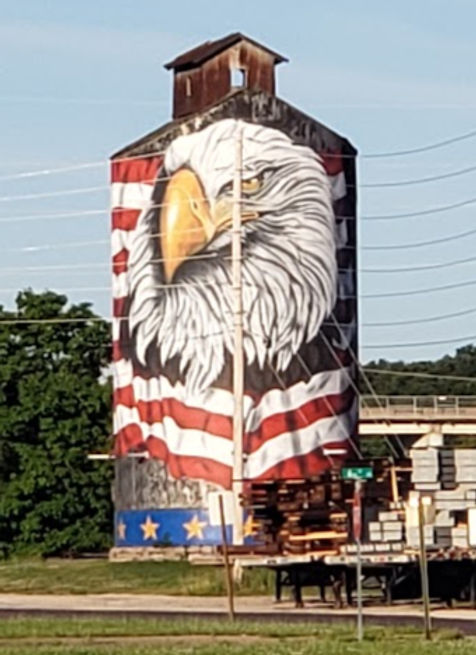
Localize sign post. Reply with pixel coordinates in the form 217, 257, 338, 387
418, 496, 432, 640
353, 480, 363, 642
342, 466, 373, 642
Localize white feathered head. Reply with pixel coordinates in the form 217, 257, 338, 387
127, 119, 337, 392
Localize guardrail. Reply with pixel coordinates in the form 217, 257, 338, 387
360, 396, 476, 420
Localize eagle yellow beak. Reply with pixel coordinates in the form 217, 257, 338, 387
160, 168, 259, 282
160, 169, 215, 282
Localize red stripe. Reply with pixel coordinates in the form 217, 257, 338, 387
246, 387, 354, 452
112, 249, 129, 275
114, 426, 231, 487
114, 426, 349, 487
111, 157, 162, 184
321, 152, 343, 177
114, 385, 354, 451
113, 297, 127, 319
112, 208, 141, 231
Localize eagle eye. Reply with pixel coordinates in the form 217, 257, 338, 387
242, 177, 261, 194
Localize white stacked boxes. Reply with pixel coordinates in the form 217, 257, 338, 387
411, 449, 440, 490
406, 525, 435, 549
434, 489, 468, 512
368, 510, 404, 548
451, 526, 469, 549
454, 450, 476, 484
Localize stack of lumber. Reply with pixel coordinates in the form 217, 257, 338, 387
241, 474, 351, 556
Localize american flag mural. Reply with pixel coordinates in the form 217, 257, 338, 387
112, 119, 357, 490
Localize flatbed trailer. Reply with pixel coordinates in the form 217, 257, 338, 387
236, 552, 476, 609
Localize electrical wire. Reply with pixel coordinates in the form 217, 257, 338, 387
315, 333, 399, 458
361, 255, 476, 274
362, 227, 476, 251
362, 306, 476, 327
360, 163, 476, 188
362, 279, 476, 298
362, 369, 476, 383
327, 315, 406, 456
2, 127, 476, 181
360, 196, 476, 220
364, 334, 476, 350
362, 128, 476, 159
0, 161, 107, 182
292, 351, 363, 460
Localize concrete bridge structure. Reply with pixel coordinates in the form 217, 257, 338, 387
359, 395, 476, 437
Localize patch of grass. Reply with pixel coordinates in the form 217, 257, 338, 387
0, 557, 273, 595
0, 622, 472, 655
0, 616, 352, 639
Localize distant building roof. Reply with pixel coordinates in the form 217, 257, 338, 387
164, 32, 288, 71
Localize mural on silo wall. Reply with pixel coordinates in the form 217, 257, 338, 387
111, 95, 357, 546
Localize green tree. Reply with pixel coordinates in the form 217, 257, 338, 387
0, 290, 112, 556
363, 344, 476, 396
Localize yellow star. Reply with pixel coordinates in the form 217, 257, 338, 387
183, 514, 207, 540
244, 514, 258, 538
117, 519, 127, 541
140, 515, 159, 541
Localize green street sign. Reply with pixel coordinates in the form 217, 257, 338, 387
341, 466, 374, 481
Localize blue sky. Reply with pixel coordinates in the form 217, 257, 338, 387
0, 0, 475, 362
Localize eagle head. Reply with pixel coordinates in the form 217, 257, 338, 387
128, 119, 337, 392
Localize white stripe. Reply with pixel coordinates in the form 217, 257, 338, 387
111, 182, 153, 209
329, 171, 346, 202
114, 406, 233, 466
113, 401, 356, 478
111, 230, 130, 257
245, 401, 356, 478
112, 358, 353, 429
112, 272, 129, 298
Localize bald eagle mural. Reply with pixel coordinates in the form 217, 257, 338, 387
112, 119, 357, 488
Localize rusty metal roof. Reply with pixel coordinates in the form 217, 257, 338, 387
164, 32, 288, 71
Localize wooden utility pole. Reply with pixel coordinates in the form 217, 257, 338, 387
231, 123, 244, 545
219, 494, 235, 621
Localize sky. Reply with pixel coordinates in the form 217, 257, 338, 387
0, 0, 475, 363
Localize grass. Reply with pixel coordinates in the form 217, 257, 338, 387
0, 616, 471, 655
0, 557, 273, 595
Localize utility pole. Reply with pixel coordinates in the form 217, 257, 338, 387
231, 123, 244, 545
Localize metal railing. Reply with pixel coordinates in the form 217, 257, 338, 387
360, 396, 476, 420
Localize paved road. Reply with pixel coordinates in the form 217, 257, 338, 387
0, 594, 476, 633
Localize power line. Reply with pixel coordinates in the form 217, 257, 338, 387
327, 315, 406, 457
363, 306, 476, 327
361, 255, 476, 274
0, 209, 106, 223
0, 161, 106, 182
363, 279, 476, 298
317, 331, 400, 458
362, 368, 476, 383
1, 128, 475, 182
361, 163, 476, 188
364, 334, 476, 349
360, 196, 476, 220
362, 128, 476, 158
363, 227, 476, 251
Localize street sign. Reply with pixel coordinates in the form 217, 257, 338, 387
341, 466, 373, 481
